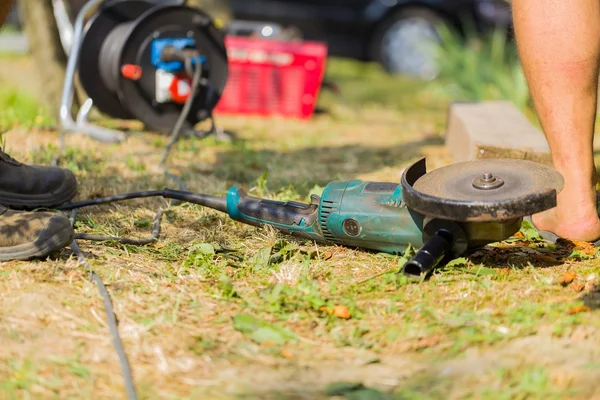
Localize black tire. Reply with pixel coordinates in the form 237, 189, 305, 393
369, 8, 447, 80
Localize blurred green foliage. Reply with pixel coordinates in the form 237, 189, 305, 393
0, 87, 53, 131
432, 25, 532, 112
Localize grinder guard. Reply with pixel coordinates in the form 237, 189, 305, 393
401, 158, 563, 222
399, 157, 564, 278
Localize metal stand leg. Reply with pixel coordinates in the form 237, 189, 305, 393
58, 0, 126, 143
185, 114, 234, 143
51, 0, 75, 56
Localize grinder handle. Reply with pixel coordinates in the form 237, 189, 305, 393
227, 188, 319, 228
401, 230, 454, 278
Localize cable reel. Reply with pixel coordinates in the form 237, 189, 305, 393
77, 0, 229, 134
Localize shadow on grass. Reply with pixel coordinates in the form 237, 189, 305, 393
209, 135, 444, 194
226, 374, 448, 400
450, 239, 583, 272
71, 134, 444, 200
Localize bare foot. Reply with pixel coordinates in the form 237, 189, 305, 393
532, 179, 600, 242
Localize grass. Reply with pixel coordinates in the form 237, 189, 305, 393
2, 33, 600, 399
0, 87, 54, 131
432, 26, 531, 113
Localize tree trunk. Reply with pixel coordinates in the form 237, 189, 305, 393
17, 0, 83, 117
0, 0, 12, 27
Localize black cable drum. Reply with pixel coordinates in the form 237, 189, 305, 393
98, 22, 135, 94
78, 1, 229, 133
78, 0, 154, 120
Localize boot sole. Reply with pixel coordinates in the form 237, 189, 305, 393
0, 171, 78, 210
0, 222, 74, 262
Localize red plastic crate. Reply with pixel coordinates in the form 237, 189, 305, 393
214, 35, 328, 120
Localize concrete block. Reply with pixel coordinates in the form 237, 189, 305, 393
444, 101, 552, 166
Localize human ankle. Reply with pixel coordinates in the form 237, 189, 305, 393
555, 189, 599, 221
553, 157, 595, 179
553, 165, 597, 193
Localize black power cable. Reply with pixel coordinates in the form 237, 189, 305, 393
56, 53, 211, 400
74, 208, 164, 245
69, 237, 139, 400
56, 188, 227, 211
159, 54, 203, 167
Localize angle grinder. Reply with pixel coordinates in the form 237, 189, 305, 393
59, 157, 564, 279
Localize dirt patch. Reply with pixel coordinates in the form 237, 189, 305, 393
0, 55, 42, 96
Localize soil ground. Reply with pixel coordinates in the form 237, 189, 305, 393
2, 53, 600, 400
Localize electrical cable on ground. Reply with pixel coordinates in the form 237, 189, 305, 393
73, 208, 164, 245
69, 209, 139, 400
51, 55, 206, 400
56, 188, 227, 211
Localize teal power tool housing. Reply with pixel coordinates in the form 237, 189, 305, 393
60, 158, 565, 278
225, 179, 425, 254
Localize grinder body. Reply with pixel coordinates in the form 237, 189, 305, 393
224, 180, 425, 254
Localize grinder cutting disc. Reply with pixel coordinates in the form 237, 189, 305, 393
401, 158, 564, 222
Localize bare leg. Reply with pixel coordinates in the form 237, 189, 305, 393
513, 0, 600, 241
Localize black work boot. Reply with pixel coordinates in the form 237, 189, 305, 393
0, 149, 78, 209
0, 206, 73, 261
